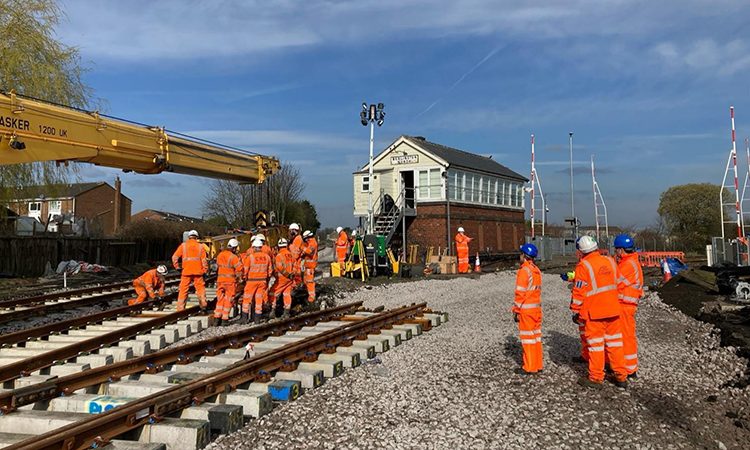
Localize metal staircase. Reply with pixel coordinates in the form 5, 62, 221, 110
369, 187, 415, 245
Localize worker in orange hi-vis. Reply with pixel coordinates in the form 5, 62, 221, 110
212, 238, 243, 326
255, 233, 274, 259
335, 226, 349, 271
272, 238, 298, 319
570, 235, 629, 389
171, 229, 208, 311
288, 223, 304, 283
614, 234, 644, 379
128, 265, 167, 305
243, 237, 273, 324
513, 243, 543, 374
301, 230, 319, 306
455, 227, 473, 273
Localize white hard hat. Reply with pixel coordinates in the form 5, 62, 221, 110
156, 265, 168, 275
227, 238, 240, 249
351, 230, 357, 237
336, 226, 343, 234
302, 230, 313, 239
188, 229, 199, 238
289, 223, 300, 231
251, 238, 264, 248
277, 238, 288, 247
256, 233, 266, 241
457, 227, 465, 233
577, 235, 598, 253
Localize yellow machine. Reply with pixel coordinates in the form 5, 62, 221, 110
200, 224, 288, 258
0, 90, 280, 183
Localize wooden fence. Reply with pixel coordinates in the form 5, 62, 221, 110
0, 236, 180, 277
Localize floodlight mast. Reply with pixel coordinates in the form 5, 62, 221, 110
529, 134, 546, 238
361, 102, 385, 234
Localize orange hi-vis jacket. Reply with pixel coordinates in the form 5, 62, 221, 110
274, 248, 296, 284
302, 238, 318, 269
617, 253, 644, 306
335, 231, 349, 255
513, 260, 542, 314
172, 239, 208, 276
262, 244, 274, 259
135, 269, 165, 299
455, 232, 471, 250
244, 250, 273, 282
216, 249, 243, 284
571, 252, 621, 320
290, 235, 304, 263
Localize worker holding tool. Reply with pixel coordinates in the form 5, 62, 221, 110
513, 243, 543, 374
335, 227, 349, 273
614, 234, 643, 379
128, 265, 167, 305
301, 230, 318, 306
455, 227, 473, 273
213, 238, 243, 326
243, 237, 273, 324
171, 229, 208, 311
570, 236, 628, 389
271, 238, 298, 319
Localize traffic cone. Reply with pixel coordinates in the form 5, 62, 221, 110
474, 253, 481, 273
661, 259, 672, 283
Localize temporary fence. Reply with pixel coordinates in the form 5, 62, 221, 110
637, 251, 686, 268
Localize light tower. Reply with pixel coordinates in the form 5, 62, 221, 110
528, 134, 546, 238
360, 102, 385, 234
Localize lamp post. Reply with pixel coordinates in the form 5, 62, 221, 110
360, 102, 385, 235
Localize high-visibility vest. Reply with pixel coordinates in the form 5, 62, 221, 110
617, 253, 644, 306
216, 249, 242, 284
571, 252, 620, 320
335, 232, 349, 253
274, 248, 295, 283
135, 269, 164, 298
172, 239, 208, 276
244, 251, 272, 282
302, 238, 319, 269
289, 235, 304, 262
514, 260, 542, 313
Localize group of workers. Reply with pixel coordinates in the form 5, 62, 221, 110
128, 224, 319, 326
513, 234, 643, 389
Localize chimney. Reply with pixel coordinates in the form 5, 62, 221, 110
113, 176, 121, 233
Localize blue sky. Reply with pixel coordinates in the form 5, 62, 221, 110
56, 0, 750, 228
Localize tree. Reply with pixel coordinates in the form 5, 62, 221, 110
287, 199, 321, 232
202, 164, 305, 227
0, 0, 93, 203
657, 183, 724, 252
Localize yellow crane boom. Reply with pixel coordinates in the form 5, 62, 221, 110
0, 90, 280, 183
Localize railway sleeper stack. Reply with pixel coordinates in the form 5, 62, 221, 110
0, 306, 447, 450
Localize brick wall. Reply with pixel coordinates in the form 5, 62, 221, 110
406, 202, 524, 254
76, 185, 131, 236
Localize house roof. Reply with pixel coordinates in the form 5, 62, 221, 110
8, 182, 132, 201
134, 209, 203, 223
405, 136, 527, 181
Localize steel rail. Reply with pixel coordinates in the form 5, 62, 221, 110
0, 301, 364, 413
6, 303, 426, 450
0, 275, 182, 310
0, 296, 199, 384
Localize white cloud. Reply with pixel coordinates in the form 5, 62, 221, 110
652, 39, 750, 75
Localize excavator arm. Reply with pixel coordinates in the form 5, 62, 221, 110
0, 91, 280, 183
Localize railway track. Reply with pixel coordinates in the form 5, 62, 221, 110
0, 302, 445, 450
0, 275, 183, 326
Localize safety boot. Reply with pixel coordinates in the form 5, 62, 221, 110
613, 378, 629, 389
208, 316, 217, 327
254, 313, 263, 325
627, 371, 638, 380
269, 309, 278, 320
239, 312, 249, 325
281, 308, 290, 319
577, 376, 603, 389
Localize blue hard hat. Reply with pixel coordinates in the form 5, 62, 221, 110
613, 234, 634, 249
520, 243, 538, 258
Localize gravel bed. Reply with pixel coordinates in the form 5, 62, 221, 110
199, 271, 750, 449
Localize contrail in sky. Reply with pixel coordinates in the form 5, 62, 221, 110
416, 46, 504, 118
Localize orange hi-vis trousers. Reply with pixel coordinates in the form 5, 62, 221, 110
621, 304, 638, 374
584, 316, 628, 383
177, 274, 205, 311
214, 282, 236, 320
578, 317, 589, 361
518, 313, 543, 372
304, 265, 316, 303
128, 284, 149, 306
273, 279, 295, 309
243, 281, 268, 315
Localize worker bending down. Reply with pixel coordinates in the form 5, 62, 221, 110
455, 226, 473, 273
171, 229, 208, 311
213, 238, 243, 326
243, 237, 273, 324
570, 236, 628, 388
128, 265, 167, 305
301, 230, 318, 306
271, 238, 298, 319
614, 234, 643, 379
513, 243, 543, 374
